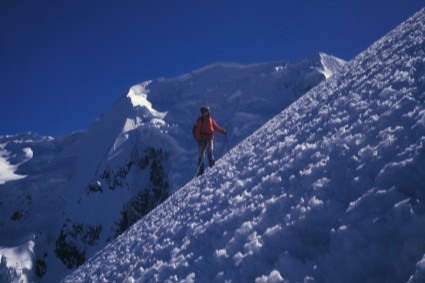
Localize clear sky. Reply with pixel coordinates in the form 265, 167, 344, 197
1, 0, 423, 137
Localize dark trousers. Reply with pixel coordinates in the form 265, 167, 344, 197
197, 140, 215, 176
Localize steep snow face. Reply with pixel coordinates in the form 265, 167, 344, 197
64, 8, 425, 283
0, 54, 343, 282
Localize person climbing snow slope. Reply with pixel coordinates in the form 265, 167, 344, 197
192, 106, 227, 176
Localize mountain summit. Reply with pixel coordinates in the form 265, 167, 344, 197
63, 8, 425, 283
0, 53, 344, 282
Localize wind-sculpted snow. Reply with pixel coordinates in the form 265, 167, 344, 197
64, 8, 425, 283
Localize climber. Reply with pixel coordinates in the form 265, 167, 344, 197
192, 106, 227, 176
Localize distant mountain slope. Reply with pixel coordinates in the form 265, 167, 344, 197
0, 54, 344, 282
63, 8, 425, 283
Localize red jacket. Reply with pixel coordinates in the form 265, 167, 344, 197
193, 115, 225, 141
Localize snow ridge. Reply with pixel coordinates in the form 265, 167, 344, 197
64, 8, 425, 283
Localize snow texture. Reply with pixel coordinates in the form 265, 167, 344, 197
63, 8, 425, 283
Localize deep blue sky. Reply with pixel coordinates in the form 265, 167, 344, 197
1, 1, 423, 137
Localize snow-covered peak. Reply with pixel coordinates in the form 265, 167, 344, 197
63, 8, 425, 283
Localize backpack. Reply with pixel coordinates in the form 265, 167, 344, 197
192, 116, 214, 141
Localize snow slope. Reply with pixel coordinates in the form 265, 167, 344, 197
64, 8, 425, 283
0, 53, 344, 282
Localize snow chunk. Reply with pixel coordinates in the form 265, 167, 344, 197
214, 249, 228, 258
274, 66, 284, 72
308, 196, 323, 208
22, 147, 33, 159
255, 270, 287, 283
